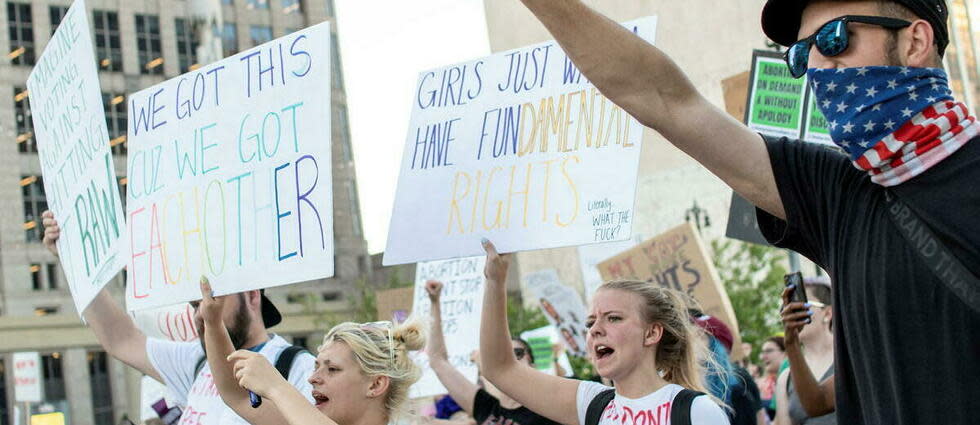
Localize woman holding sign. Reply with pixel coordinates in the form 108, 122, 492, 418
198, 278, 427, 425
478, 240, 730, 425
425, 280, 561, 425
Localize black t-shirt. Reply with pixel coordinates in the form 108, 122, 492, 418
472, 389, 561, 425
730, 366, 762, 425
756, 135, 980, 425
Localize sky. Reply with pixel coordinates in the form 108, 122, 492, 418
334, 1, 491, 254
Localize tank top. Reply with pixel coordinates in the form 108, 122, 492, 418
787, 364, 836, 425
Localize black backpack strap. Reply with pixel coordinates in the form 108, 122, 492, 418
275, 345, 310, 379
669, 389, 705, 425
585, 389, 616, 425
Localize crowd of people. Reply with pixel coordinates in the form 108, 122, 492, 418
37, 0, 980, 424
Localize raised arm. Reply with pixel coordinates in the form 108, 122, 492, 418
478, 240, 579, 425
229, 350, 339, 425
425, 280, 480, 413
518, 0, 784, 218
43, 211, 161, 381
781, 287, 835, 417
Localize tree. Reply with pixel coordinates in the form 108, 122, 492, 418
711, 239, 787, 362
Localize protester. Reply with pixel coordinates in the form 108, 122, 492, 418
776, 278, 836, 424
477, 240, 730, 425
512, 0, 980, 423
693, 314, 768, 425
199, 277, 426, 425
41, 211, 315, 425
758, 337, 786, 420
424, 280, 559, 425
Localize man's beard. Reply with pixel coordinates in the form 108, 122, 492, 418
198, 294, 254, 352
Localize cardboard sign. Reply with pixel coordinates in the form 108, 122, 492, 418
577, 235, 644, 303
524, 269, 588, 357
13, 352, 42, 403
376, 287, 415, 323
409, 256, 486, 398
125, 22, 334, 310
26, 0, 125, 315
597, 223, 742, 355
383, 17, 659, 265
520, 326, 574, 377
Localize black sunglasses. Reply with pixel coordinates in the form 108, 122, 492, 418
513, 347, 527, 360
784, 15, 912, 78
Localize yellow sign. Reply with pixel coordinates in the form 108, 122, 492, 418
31, 412, 65, 425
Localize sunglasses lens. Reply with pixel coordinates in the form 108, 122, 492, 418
816, 20, 848, 57
786, 42, 809, 78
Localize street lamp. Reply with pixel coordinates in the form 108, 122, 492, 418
685, 201, 711, 234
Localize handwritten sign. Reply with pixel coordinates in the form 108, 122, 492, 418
597, 223, 741, 355
132, 303, 199, 342
409, 256, 486, 398
577, 235, 644, 303
125, 22, 334, 310
383, 17, 658, 265
26, 0, 125, 315
13, 352, 42, 403
524, 269, 588, 357
519, 326, 573, 376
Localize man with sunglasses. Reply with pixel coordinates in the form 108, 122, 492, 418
514, 0, 979, 424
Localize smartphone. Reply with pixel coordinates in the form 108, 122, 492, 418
784, 272, 808, 304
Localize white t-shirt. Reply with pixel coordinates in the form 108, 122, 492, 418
576, 381, 730, 425
147, 334, 315, 425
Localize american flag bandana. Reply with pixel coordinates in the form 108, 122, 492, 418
807, 66, 979, 186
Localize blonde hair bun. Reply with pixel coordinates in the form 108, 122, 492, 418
392, 320, 426, 352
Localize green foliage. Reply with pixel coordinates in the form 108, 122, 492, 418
711, 239, 787, 362
506, 294, 549, 336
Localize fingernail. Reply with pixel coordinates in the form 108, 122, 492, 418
481, 237, 489, 245
807, 310, 814, 316
805, 318, 812, 324
210, 290, 215, 297
788, 284, 796, 289
804, 302, 812, 308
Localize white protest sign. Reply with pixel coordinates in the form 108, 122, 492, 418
383, 17, 658, 265
132, 303, 199, 342
524, 269, 588, 357
26, 0, 125, 315
125, 22, 334, 310
577, 234, 644, 303
409, 256, 486, 398
13, 352, 42, 403
519, 326, 573, 377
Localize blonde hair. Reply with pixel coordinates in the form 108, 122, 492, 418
598, 281, 713, 394
321, 319, 426, 419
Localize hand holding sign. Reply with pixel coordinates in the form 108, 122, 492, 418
41, 211, 60, 258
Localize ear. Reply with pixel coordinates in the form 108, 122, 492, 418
822, 307, 834, 328
643, 322, 664, 347
366, 375, 391, 399
901, 19, 938, 67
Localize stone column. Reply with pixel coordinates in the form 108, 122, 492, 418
63, 348, 94, 425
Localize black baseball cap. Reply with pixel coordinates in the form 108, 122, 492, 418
761, 0, 949, 56
260, 289, 282, 328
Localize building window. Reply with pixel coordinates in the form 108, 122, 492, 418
41, 354, 65, 401
335, 105, 352, 162
31, 263, 41, 290
325, 0, 334, 16
222, 23, 238, 57
282, 0, 302, 14
348, 182, 362, 237
175, 18, 200, 73
49, 6, 68, 35
250, 25, 272, 47
21, 176, 46, 242
14, 87, 35, 153
292, 336, 308, 350
88, 351, 114, 425
103, 93, 127, 154
93, 11, 122, 72
322, 291, 342, 302
0, 358, 8, 425
47, 263, 58, 290
247, 0, 270, 10
7, 2, 35, 66
135, 14, 163, 75
331, 37, 344, 90
118, 177, 128, 211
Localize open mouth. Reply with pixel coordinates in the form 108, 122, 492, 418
594, 344, 615, 360
312, 391, 329, 407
